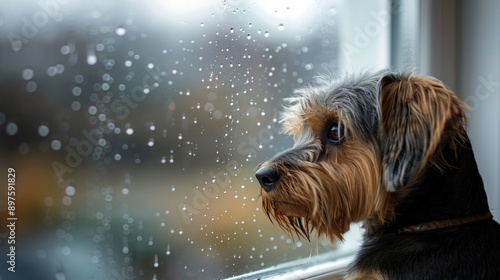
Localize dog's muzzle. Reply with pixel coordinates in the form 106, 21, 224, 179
255, 166, 280, 192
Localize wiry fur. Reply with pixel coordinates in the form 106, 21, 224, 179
256, 71, 500, 279
379, 73, 468, 191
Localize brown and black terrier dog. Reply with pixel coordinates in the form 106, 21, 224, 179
255, 71, 500, 279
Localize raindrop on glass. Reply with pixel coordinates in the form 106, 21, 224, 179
62, 196, 72, 206
38, 125, 49, 137
6, 123, 18, 136
71, 101, 81, 111
26, 81, 37, 92
88, 106, 97, 115
55, 64, 64, 74
72, 86, 82, 96
61, 246, 71, 255
87, 53, 97, 65
22, 68, 34, 80
115, 26, 126, 36
55, 272, 67, 280
51, 140, 62, 151
153, 254, 159, 267
60, 45, 71, 55
65, 185, 76, 196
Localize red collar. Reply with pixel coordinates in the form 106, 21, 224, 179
398, 212, 493, 234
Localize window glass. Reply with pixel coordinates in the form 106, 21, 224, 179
0, 0, 390, 279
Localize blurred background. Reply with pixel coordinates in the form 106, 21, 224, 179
0, 0, 498, 279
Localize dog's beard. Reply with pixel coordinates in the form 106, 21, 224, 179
261, 144, 392, 241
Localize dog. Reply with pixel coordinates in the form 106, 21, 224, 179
255, 71, 500, 279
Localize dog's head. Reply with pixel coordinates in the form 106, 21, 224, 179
255, 71, 467, 241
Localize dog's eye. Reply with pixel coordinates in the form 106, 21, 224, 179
327, 122, 345, 144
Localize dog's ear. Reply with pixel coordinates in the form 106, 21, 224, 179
379, 73, 466, 191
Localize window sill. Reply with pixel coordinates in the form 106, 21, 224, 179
227, 252, 354, 280
227, 225, 363, 280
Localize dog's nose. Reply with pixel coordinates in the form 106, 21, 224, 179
256, 166, 280, 192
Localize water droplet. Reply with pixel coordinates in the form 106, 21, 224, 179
26, 81, 37, 92
38, 125, 49, 137
55, 272, 67, 280
65, 185, 75, 196
55, 64, 64, 74
61, 246, 71, 255
166, 244, 171, 255
71, 101, 81, 111
278, 24, 285, 31
264, 31, 269, 37
47, 66, 57, 76
60, 45, 71, 55
51, 140, 62, 151
62, 196, 72, 206
22, 68, 34, 80
6, 123, 18, 136
87, 53, 97, 65
115, 26, 126, 36
153, 254, 159, 267
126, 128, 134, 135
72, 86, 82, 96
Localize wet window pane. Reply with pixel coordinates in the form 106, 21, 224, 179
1, 0, 391, 279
